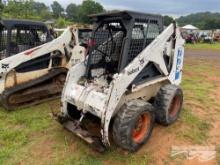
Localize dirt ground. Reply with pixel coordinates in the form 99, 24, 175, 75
0, 49, 220, 165
180, 49, 220, 165
131, 49, 220, 165
185, 49, 220, 58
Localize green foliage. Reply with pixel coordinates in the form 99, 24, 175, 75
185, 43, 220, 50
163, 15, 174, 26
217, 146, 220, 165
56, 17, 66, 28
39, 9, 53, 21
4, 0, 35, 19
33, 1, 52, 20
66, 3, 79, 22
178, 108, 210, 144
51, 1, 64, 18
78, 0, 104, 24
0, 0, 4, 19
3, 0, 52, 20
66, 0, 105, 24
177, 12, 220, 30
0, 103, 52, 164
1, 0, 105, 25
33, 1, 48, 13
1, 0, 220, 31
204, 18, 220, 30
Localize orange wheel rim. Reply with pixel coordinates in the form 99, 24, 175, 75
169, 95, 181, 118
132, 113, 151, 143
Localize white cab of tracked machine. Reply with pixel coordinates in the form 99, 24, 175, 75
61, 22, 185, 147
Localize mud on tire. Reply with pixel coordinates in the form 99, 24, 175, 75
154, 84, 183, 126
112, 100, 155, 152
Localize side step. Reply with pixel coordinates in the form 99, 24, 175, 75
57, 116, 106, 153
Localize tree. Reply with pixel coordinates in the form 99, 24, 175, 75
204, 19, 220, 30
177, 12, 220, 29
40, 9, 53, 20
51, 1, 64, 18
3, 0, 35, 19
0, 0, 4, 19
23, 0, 35, 18
56, 17, 66, 28
78, 0, 104, 23
34, 2, 52, 20
66, 3, 79, 22
34, 2, 48, 13
163, 15, 174, 26
3, 0, 51, 20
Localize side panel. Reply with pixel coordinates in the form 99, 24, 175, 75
168, 29, 185, 85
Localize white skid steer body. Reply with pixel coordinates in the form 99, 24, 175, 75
60, 23, 185, 151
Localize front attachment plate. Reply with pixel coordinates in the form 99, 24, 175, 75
57, 115, 106, 153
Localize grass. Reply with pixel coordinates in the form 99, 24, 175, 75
217, 146, 220, 165
0, 52, 220, 164
0, 102, 155, 165
166, 54, 220, 163
177, 108, 210, 144
182, 58, 219, 107
173, 57, 220, 144
185, 43, 220, 50
182, 76, 214, 104
0, 104, 52, 164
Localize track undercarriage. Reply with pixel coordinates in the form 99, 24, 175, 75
0, 68, 67, 110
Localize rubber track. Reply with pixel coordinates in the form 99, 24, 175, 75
0, 68, 68, 110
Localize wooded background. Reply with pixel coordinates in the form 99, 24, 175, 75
0, 0, 220, 29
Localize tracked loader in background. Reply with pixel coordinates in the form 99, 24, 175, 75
0, 26, 92, 110
57, 11, 185, 152
0, 19, 53, 59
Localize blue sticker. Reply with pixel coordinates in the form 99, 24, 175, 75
175, 49, 182, 80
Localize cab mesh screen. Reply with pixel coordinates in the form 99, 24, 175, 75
88, 21, 126, 73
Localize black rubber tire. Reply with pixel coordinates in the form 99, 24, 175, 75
113, 100, 155, 152
154, 84, 183, 126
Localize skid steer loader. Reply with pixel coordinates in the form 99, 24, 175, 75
0, 25, 92, 110
58, 11, 185, 152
